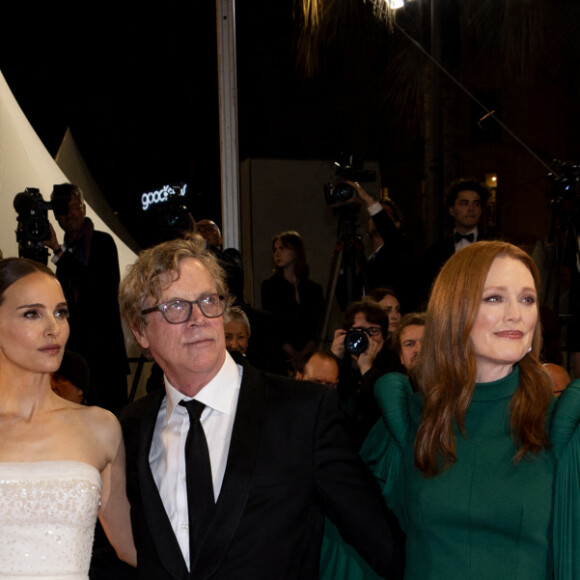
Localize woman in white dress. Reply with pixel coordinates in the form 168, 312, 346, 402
0, 258, 136, 579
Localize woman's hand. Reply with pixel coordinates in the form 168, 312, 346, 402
356, 337, 381, 375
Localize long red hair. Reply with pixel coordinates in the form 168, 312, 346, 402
413, 241, 553, 477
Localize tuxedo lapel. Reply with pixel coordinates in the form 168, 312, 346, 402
190, 360, 266, 580
138, 390, 189, 580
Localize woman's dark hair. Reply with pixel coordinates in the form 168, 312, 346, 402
0, 258, 55, 307
366, 287, 399, 304
272, 231, 310, 279
344, 300, 389, 338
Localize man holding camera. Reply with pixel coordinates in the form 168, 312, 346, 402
42, 183, 128, 412
331, 300, 402, 445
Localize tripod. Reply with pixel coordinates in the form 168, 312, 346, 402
544, 197, 580, 321
319, 205, 368, 344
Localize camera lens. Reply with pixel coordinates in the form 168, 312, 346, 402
344, 328, 369, 356
325, 182, 356, 206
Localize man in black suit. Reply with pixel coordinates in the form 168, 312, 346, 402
118, 235, 402, 580
421, 178, 489, 303
43, 183, 128, 412
346, 182, 408, 298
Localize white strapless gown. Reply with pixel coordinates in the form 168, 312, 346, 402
0, 461, 101, 580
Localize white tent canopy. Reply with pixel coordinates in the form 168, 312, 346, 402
0, 69, 137, 273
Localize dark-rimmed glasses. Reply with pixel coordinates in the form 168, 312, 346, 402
141, 294, 226, 324
349, 326, 382, 337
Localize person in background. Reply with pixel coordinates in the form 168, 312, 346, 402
224, 306, 251, 356
365, 287, 402, 338
42, 183, 128, 413
50, 349, 89, 404
343, 181, 411, 305
296, 351, 340, 389
261, 231, 324, 374
391, 312, 426, 373
196, 220, 244, 305
196, 220, 223, 249
421, 178, 489, 305
331, 300, 402, 444
540, 304, 571, 395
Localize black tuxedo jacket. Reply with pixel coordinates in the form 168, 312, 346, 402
367, 209, 408, 294
121, 356, 401, 580
420, 232, 485, 307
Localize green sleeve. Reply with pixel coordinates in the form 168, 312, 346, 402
320, 373, 412, 580
551, 380, 580, 579
361, 372, 413, 521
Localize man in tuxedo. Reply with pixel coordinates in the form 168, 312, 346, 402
119, 235, 402, 580
421, 178, 489, 303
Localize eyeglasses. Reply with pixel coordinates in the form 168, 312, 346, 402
350, 326, 382, 337
141, 294, 226, 324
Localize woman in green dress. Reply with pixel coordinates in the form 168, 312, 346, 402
322, 241, 580, 579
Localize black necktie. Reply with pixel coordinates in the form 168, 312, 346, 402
179, 399, 215, 559
454, 232, 475, 243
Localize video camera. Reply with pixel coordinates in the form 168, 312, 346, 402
547, 161, 580, 203
325, 154, 376, 206
13, 188, 52, 264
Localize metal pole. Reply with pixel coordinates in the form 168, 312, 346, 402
216, 0, 241, 250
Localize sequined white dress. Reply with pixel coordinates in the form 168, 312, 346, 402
0, 461, 101, 580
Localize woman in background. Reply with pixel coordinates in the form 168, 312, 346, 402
365, 287, 402, 337
261, 230, 324, 374
0, 258, 135, 578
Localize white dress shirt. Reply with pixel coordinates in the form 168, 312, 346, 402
149, 352, 242, 569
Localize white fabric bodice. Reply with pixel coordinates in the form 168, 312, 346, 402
0, 461, 101, 580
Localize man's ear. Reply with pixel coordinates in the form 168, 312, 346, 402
132, 326, 150, 350
295, 371, 303, 381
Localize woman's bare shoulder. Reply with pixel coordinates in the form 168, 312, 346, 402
64, 404, 123, 453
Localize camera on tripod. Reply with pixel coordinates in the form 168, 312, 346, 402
324, 154, 376, 206
13, 188, 52, 263
547, 160, 580, 204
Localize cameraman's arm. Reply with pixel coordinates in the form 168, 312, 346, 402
345, 180, 401, 244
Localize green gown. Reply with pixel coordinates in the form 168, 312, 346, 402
320, 367, 580, 579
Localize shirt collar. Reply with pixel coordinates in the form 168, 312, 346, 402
453, 226, 478, 239
164, 351, 241, 423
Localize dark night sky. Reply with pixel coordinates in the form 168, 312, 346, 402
5, 3, 578, 251
1, 3, 400, 249
2, 4, 224, 248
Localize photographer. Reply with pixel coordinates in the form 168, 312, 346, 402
331, 300, 403, 445
42, 183, 128, 413
342, 180, 413, 307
